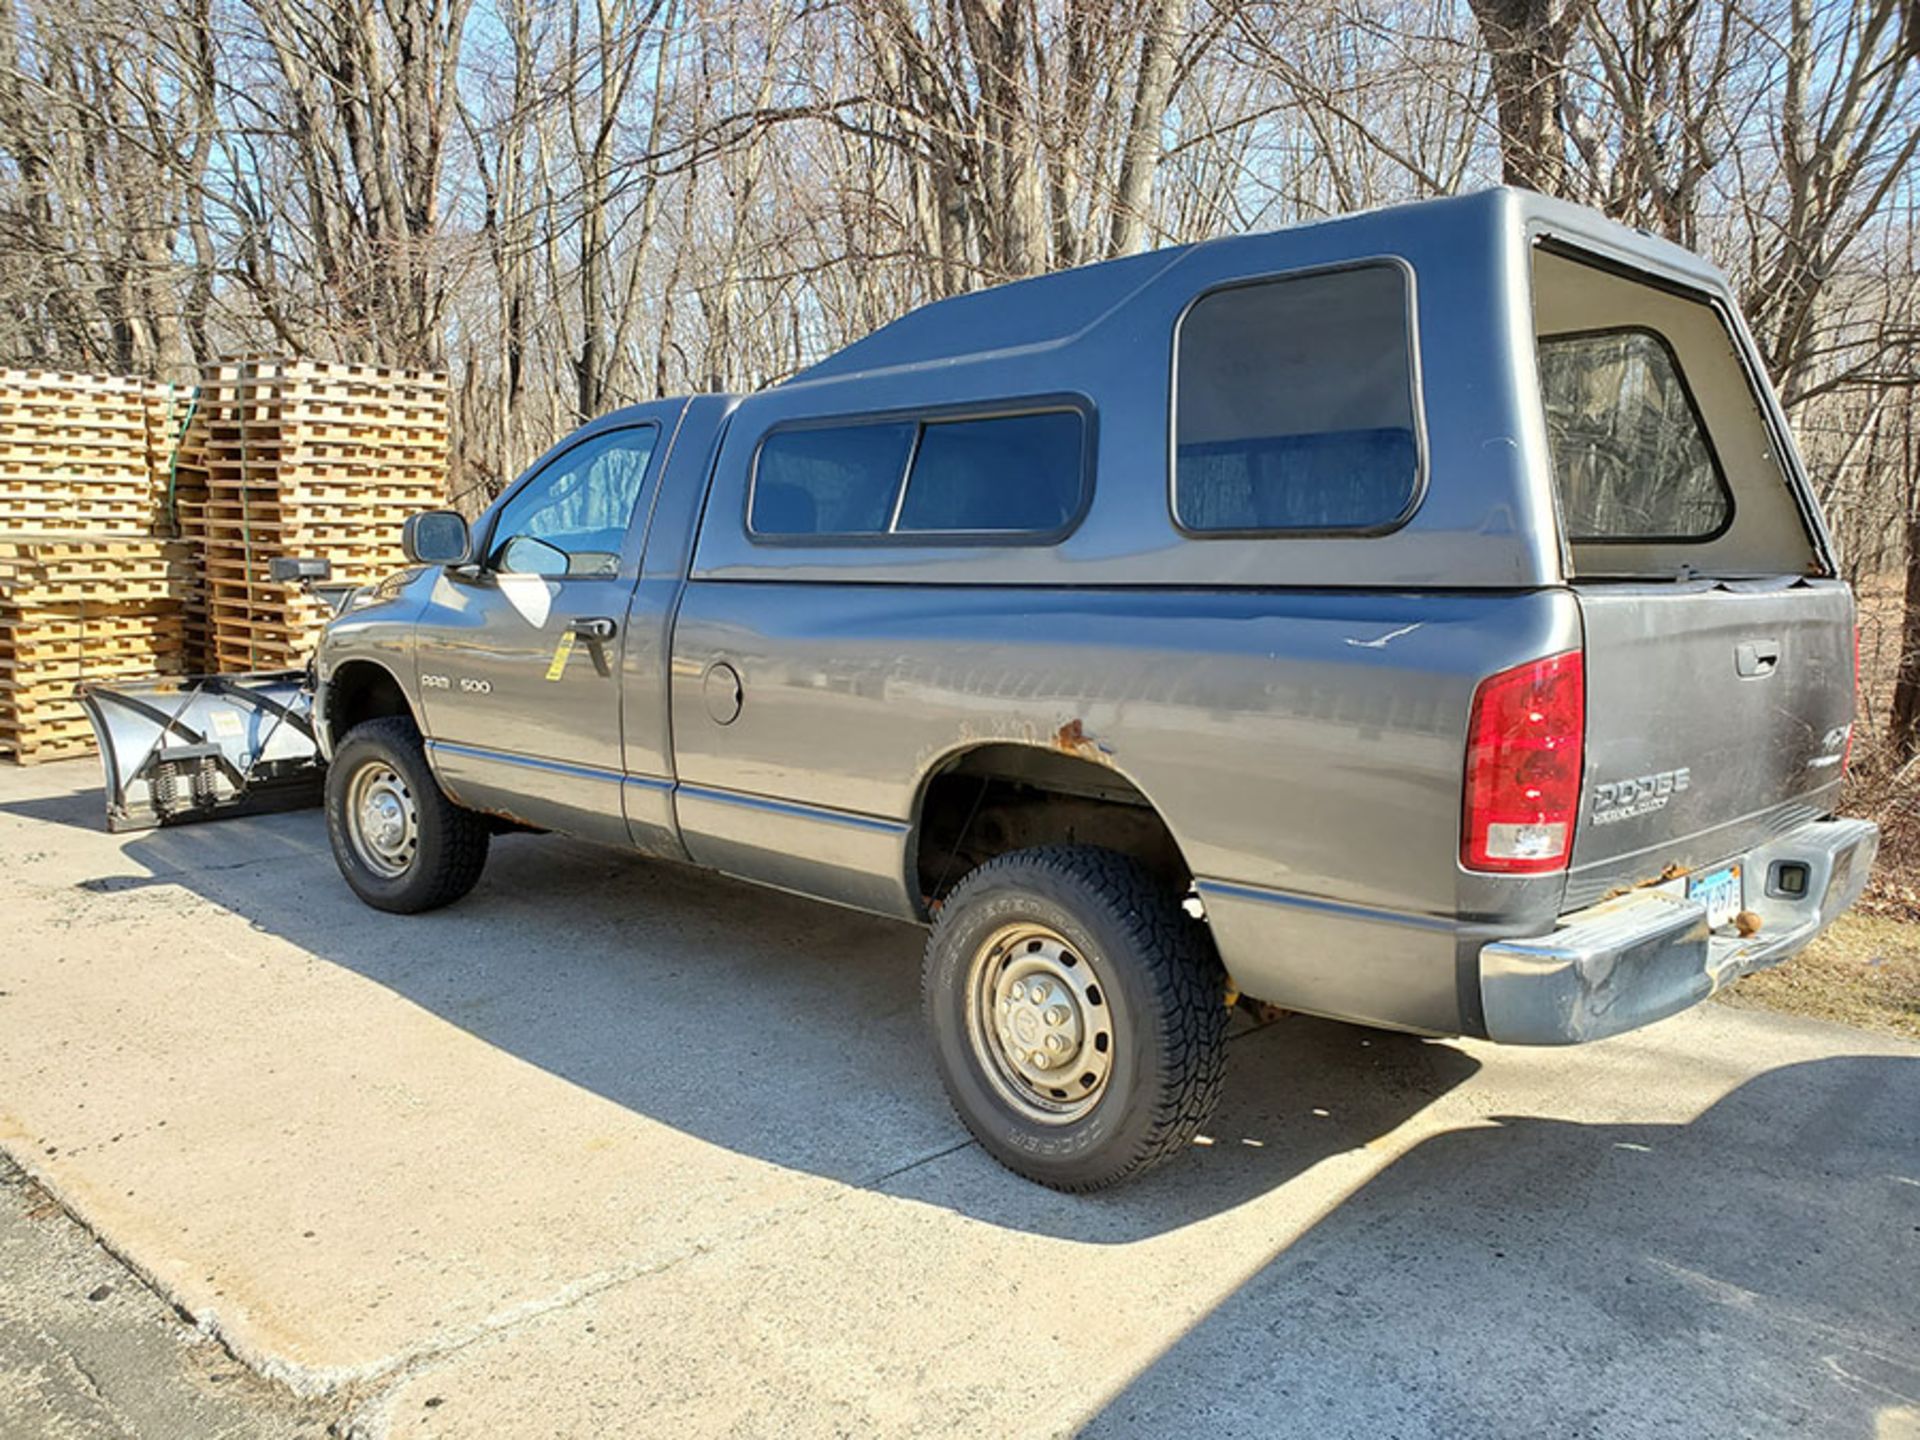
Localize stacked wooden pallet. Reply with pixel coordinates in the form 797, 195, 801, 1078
0, 359, 448, 761
200, 358, 448, 671
162, 390, 213, 673
0, 371, 161, 535
0, 537, 189, 763
0, 371, 192, 761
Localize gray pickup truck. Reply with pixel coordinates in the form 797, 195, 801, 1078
314, 188, 1877, 1190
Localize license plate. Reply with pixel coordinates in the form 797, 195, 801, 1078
1688, 864, 1743, 929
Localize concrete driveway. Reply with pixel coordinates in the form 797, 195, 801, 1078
0, 757, 1915, 1438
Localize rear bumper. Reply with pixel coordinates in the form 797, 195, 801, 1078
1479, 817, 1879, 1044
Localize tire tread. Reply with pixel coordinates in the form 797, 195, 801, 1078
925, 844, 1227, 1191
328, 717, 490, 913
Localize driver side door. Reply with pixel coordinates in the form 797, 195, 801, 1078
415, 421, 661, 845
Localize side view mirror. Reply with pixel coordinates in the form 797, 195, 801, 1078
403, 510, 472, 566
268, 555, 332, 584
267, 555, 356, 615
496, 533, 569, 577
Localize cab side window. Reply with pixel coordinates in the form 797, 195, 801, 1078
489, 426, 659, 577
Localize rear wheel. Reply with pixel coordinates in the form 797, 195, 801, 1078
923, 845, 1228, 1191
326, 717, 490, 913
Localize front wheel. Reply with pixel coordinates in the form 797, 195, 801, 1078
325, 717, 490, 913
923, 846, 1228, 1191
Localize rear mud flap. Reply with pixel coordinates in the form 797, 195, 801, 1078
77, 672, 324, 832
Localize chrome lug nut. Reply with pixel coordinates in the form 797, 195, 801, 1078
1045, 1033, 1070, 1054
1044, 1005, 1068, 1027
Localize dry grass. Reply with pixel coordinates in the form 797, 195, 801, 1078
1707, 569, 1920, 1040
1719, 912, 1920, 1041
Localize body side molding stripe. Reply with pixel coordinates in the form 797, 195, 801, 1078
677, 783, 909, 835
427, 739, 646, 789
1196, 878, 1458, 933
426, 740, 896, 835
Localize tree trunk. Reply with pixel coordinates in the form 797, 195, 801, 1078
1892, 409, 1920, 765
1108, 0, 1188, 258
1466, 0, 1572, 195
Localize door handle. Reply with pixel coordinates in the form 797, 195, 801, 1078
570, 617, 617, 641
1735, 640, 1779, 678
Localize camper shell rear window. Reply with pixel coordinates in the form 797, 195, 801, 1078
1536, 327, 1732, 542
1530, 244, 1822, 580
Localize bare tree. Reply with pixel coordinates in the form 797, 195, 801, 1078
1466, 0, 1578, 192
0, 0, 1914, 760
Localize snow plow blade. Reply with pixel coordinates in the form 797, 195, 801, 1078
76, 672, 323, 832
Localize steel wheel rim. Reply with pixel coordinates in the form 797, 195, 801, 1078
965, 922, 1115, 1125
345, 762, 418, 879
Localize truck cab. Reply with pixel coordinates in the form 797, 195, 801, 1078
313, 189, 1877, 1190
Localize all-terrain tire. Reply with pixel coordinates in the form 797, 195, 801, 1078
923, 845, 1228, 1191
325, 717, 490, 914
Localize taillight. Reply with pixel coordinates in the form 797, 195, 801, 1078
1461, 650, 1585, 873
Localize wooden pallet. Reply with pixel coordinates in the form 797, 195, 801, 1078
0, 523, 197, 761
0, 632, 183, 661
0, 617, 185, 645
0, 369, 178, 540
0, 552, 189, 576
181, 356, 449, 670
0, 609, 185, 642
0, 734, 100, 765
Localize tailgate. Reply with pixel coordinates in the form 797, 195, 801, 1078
1566, 579, 1853, 907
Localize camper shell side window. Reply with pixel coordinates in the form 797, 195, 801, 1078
1172, 261, 1425, 537
746, 401, 1092, 546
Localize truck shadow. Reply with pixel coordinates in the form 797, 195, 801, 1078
32, 790, 1482, 1243
1083, 1052, 1920, 1437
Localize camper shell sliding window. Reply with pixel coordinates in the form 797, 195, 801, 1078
1530, 245, 1824, 580
747, 406, 1089, 543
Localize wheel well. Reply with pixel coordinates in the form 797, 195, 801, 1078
326, 661, 416, 748
912, 744, 1190, 910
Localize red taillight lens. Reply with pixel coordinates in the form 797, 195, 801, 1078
1461, 650, 1585, 873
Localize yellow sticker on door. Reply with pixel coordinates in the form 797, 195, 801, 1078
544, 630, 577, 681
